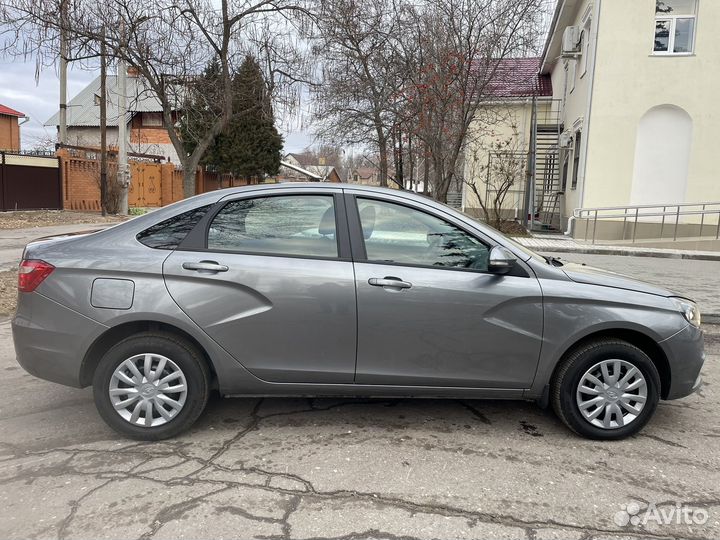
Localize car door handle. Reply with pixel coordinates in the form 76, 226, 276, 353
182, 261, 229, 273
368, 277, 412, 289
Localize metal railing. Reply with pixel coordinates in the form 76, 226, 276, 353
571, 202, 720, 244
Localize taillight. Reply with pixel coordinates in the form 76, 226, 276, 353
18, 259, 55, 293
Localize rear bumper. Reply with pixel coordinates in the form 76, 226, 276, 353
12, 292, 106, 388
660, 323, 705, 400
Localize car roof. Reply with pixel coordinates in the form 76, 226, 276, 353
214, 182, 433, 204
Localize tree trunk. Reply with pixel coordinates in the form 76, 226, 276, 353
183, 167, 196, 198
377, 135, 389, 188
422, 151, 430, 195
396, 125, 404, 188
432, 157, 448, 202
407, 132, 414, 191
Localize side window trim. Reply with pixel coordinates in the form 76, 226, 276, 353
343, 192, 368, 261
180, 192, 352, 261
177, 200, 225, 251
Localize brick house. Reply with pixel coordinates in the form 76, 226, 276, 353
46, 68, 180, 163
0, 104, 26, 151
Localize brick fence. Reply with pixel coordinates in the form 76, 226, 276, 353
58, 149, 255, 210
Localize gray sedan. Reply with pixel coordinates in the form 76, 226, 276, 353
12, 184, 704, 440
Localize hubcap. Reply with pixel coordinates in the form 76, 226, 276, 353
576, 359, 648, 430
109, 353, 188, 428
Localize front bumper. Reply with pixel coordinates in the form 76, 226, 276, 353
12, 292, 106, 388
660, 323, 705, 400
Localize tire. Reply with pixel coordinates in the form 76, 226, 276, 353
551, 339, 660, 440
93, 331, 210, 440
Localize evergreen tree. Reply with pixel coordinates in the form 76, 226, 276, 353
180, 56, 283, 180
214, 56, 283, 179
179, 58, 222, 160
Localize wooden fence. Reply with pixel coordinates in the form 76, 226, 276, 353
58, 149, 254, 210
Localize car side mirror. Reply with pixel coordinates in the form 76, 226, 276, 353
488, 246, 517, 274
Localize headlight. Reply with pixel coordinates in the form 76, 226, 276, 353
672, 298, 701, 327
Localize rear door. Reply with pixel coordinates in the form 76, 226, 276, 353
163, 188, 357, 384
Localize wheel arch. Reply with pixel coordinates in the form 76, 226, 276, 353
553, 328, 671, 399
80, 320, 217, 388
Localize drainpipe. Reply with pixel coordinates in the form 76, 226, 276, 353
524, 97, 538, 230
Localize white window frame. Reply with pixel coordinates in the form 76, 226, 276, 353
567, 58, 576, 93
652, 0, 697, 56
579, 18, 592, 77
571, 130, 582, 190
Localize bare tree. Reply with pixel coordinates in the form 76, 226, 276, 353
464, 127, 527, 229
1, 0, 312, 197
310, 0, 406, 187
398, 0, 546, 203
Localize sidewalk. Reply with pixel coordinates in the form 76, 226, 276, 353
513, 233, 720, 261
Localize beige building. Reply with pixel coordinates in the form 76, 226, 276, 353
465, 0, 719, 243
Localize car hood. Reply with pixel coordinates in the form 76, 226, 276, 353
561, 262, 677, 297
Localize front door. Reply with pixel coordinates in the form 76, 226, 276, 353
163, 191, 357, 384
350, 195, 543, 388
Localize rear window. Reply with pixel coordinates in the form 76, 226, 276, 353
136, 205, 211, 249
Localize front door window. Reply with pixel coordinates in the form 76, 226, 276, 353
356, 198, 490, 271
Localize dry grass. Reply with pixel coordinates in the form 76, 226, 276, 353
0, 270, 17, 316
0, 210, 127, 230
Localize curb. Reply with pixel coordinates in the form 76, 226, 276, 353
532, 246, 720, 261
703, 314, 720, 325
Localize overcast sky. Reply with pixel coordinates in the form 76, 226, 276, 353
0, 57, 313, 153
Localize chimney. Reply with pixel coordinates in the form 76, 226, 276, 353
127, 66, 140, 78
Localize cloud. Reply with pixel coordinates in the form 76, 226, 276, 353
0, 59, 95, 148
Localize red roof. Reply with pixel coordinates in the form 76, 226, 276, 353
0, 104, 26, 117
484, 58, 552, 98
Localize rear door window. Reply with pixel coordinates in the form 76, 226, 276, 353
137, 205, 211, 249
207, 195, 338, 258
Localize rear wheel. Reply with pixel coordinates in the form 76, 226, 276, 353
93, 332, 210, 440
552, 339, 660, 440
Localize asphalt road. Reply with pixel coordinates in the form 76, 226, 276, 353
0, 320, 718, 540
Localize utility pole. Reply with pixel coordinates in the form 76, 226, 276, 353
99, 35, 108, 216
58, 0, 68, 145
117, 23, 129, 215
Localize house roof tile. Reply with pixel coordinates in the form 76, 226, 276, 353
484, 57, 552, 98
0, 104, 26, 117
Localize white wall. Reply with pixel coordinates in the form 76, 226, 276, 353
630, 104, 692, 205
583, 0, 720, 210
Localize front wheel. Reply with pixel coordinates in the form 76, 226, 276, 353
551, 339, 661, 440
93, 332, 210, 440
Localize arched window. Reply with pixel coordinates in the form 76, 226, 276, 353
630, 105, 692, 205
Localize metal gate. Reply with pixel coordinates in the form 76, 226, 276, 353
0, 152, 62, 211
